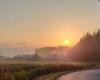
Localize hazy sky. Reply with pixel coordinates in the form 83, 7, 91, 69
0, 0, 100, 56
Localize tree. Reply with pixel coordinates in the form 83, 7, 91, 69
68, 29, 100, 62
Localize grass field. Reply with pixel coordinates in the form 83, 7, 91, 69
0, 61, 99, 80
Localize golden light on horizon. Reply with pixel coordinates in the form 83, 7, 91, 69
63, 39, 76, 47
64, 40, 70, 46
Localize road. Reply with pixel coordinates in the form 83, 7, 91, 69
58, 69, 100, 80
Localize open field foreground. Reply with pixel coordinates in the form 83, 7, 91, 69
0, 61, 99, 80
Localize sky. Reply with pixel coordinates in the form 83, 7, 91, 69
0, 0, 100, 56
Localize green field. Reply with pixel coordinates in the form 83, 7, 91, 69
0, 61, 98, 80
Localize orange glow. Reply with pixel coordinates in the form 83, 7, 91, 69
64, 40, 70, 45
62, 39, 76, 47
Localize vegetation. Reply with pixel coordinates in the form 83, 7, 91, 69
0, 62, 96, 80
69, 29, 100, 62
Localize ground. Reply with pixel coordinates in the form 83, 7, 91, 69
0, 61, 99, 80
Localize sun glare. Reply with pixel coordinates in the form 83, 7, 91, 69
64, 40, 70, 46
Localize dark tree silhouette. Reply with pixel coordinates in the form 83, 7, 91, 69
68, 29, 100, 62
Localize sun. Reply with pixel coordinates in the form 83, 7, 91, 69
64, 40, 70, 46
63, 39, 76, 46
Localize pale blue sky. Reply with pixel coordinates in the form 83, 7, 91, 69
0, 0, 100, 56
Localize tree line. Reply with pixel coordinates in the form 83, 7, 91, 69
69, 29, 100, 62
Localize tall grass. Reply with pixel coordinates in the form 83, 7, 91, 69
0, 62, 97, 80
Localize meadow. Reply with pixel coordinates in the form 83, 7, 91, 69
0, 61, 98, 80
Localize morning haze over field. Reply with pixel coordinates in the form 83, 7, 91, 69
1, 0, 100, 80
0, 0, 100, 57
